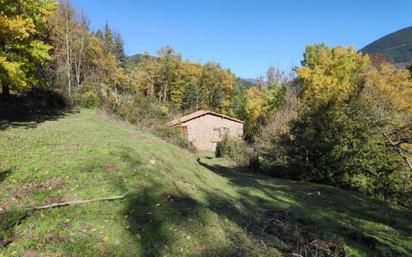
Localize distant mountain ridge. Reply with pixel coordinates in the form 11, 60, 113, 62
361, 26, 412, 67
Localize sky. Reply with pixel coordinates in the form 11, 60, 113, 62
70, 0, 412, 78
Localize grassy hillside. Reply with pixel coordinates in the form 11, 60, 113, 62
0, 110, 411, 257
361, 26, 412, 66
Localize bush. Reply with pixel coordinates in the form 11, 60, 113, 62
256, 88, 299, 173
216, 135, 252, 166
161, 128, 197, 152
79, 90, 100, 108
112, 94, 170, 129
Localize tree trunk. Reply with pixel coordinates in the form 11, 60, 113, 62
1, 83, 10, 102
64, 8, 72, 97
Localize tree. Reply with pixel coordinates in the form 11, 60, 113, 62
257, 87, 299, 170
157, 46, 180, 102
230, 80, 248, 120
96, 22, 126, 66
48, 0, 80, 96
244, 86, 265, 140
279, 44, 411, 205
112, 32, 126, 66
197, 62, 235, 112
296, 44, 370, 105
102, 21, 113, 54
129, 53, 160, 97
183, 82, 199, 110
362, 62, 412, 171
0, 0, 56, 100
48, 1, 120, 103
266, 66, 289, 84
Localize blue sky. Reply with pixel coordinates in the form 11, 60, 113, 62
71, 0, 412, 78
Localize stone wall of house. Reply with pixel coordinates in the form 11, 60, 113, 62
181, 114, 243, 151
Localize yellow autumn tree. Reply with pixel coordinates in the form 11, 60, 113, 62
244, 86, 265, 138
296, 44, 370, 105
0, 0, 56, 100
363, 62, 412, 170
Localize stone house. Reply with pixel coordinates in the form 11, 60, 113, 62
167, 110, 244, 151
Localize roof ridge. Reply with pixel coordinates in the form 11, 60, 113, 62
167, 110, 243, 127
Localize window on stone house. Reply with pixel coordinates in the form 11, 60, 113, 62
214, 127, 230, 139
213, 128, 221, 139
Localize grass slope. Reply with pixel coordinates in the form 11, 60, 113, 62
0, 110, 411, 257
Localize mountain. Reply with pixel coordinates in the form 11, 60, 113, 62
361, 26, 412, 67
125, 53, 145, 68
236, 77, 255, 88
244, 78, 257, 84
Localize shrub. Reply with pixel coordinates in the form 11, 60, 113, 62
161, 128, 197, 152
79, 90, 100, 108
216, 135, 252, 166
256, 88, 299, 173
112, 94, 171, 130
110, 94, 197, 152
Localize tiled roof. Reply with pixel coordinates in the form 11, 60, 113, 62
167, 110, 244, 127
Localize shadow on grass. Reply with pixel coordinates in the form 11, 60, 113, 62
0, 169, 11, 184
81, 150, 411, 256
196, 158, 412, 256
121, 185, 276, 256
3, 145, 410, 256
124, 187, 199, 256
0, 92, 71, 131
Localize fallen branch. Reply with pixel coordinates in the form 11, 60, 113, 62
0, 237, 15, 248
261, 240, 268, 250
172, 178, 197, 191
160, 169, 197, 191
0, 192, 135, 214
1, 214, 30, 231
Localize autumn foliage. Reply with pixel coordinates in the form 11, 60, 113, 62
1, 1, 411, 207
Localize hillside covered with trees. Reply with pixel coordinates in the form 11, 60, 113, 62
361, 26, 412, 67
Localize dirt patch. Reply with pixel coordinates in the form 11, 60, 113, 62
44, 232, 71, 244
24, 250, 40, 257
14, 178, 63, 199
264, 210, 291, 236
263, 210, 345, 257
102, 163, 118, 172
131, 134, 144, 141
42, 196, 64, 205
0, 178, 63, 211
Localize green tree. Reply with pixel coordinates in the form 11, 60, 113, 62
102, 21, 113, 53
112, 32, 126, 66
183, 82, 199, 110
281, 44, 411, 205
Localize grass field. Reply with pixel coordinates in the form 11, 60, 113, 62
0, 109, 411, 257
